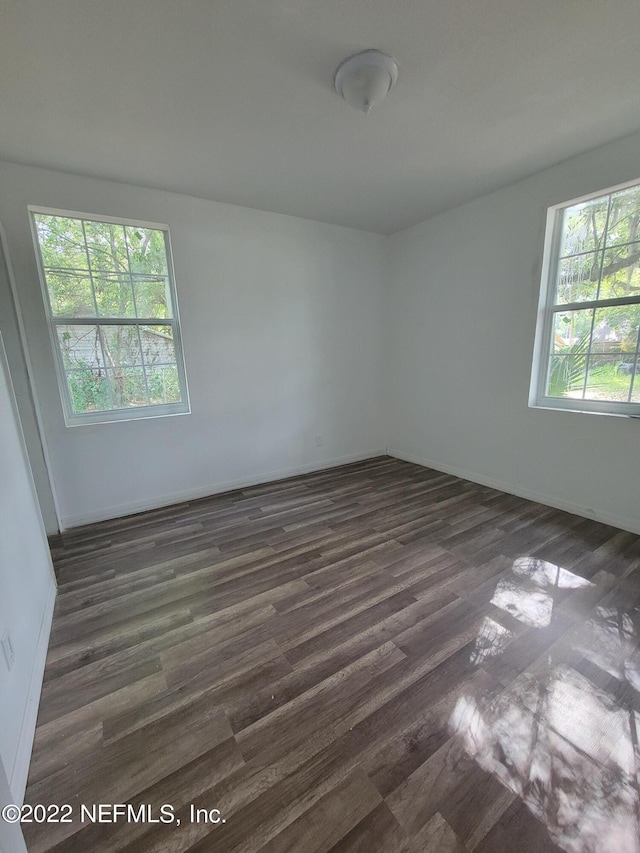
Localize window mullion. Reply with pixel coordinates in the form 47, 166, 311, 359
50, 317, 168, 326
580, 195, 613, 399
551, 294, 640, 313
122, 224, 138, 319
43, 265, 164, 281
134, 324, 151, 406
559, 236, 640, 262
81, 220, 114, 411
122, 224, 151, 406
594, 193, 613, 303
627, 323, 640, 403
80, 220, 101, 318
580, 307, 597, 400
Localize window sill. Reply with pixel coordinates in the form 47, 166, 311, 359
529, 401, 640, 419
64, 404, 191, 428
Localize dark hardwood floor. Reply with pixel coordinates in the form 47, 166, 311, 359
23, 456, 640, 852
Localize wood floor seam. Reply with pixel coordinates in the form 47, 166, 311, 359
24, 457, 640, 853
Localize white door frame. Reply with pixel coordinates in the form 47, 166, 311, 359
0, 222, 61, 533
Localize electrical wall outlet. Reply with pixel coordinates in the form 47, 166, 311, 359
315, 435, 323, 447
1, 630, 15, 671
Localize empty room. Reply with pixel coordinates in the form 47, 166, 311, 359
2, 1, 640, 851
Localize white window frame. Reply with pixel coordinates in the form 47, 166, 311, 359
530, 178, 640, 418
29, 206, 190, 426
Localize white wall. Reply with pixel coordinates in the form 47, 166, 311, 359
0, 162, 387, 529
387, 130, 640, 535
0, 334, 56, 803
3, 130, 640, 536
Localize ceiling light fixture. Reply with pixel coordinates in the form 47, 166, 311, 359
334, 50, 398, 114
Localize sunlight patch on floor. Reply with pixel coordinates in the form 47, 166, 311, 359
453, 556, 640, 853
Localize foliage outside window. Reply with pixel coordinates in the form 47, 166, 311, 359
31, 209, 189, 425
531, 180, 640, 416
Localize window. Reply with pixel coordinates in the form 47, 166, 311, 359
531, 179, 640, 417
30, 208, 189, 425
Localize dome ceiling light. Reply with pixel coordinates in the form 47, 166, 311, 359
334, 50, 398, 114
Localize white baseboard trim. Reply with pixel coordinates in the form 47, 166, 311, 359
10, 575, 56, 804
61, 449, 387, 530
388, 447, 640, 537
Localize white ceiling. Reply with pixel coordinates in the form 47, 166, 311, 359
2, 0, 640, 234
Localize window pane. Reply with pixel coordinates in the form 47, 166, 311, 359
631, 362, 640, 402
584, 355, 631, 403
46, 271, 95, 317
83, 220, 128, 273
147, 365, 181, 404
547, 309, 593, 398
93, 272, 135, 317
35, 215, 89, 271
551, 309, 593, 352
598, 243, 640, 300
583, 360, 631, 401
559, 196, 609, 257
584, 306, 639, 402
594, 304, 640, 356
107, 367, 149, 408
66, 368, 110, 414
132, 275, 171, 318
547, 354, 586, 398
547, 306, 640, 402
591, 307, 622, 351
100, 325, 144, 367
139, 325, 177, 368
555, 252, 600, 304
125, 227, 169, 276
56, 325, 104, 371
605, 185, 640, 249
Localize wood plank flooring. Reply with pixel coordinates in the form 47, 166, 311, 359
23, 457, 640, 852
